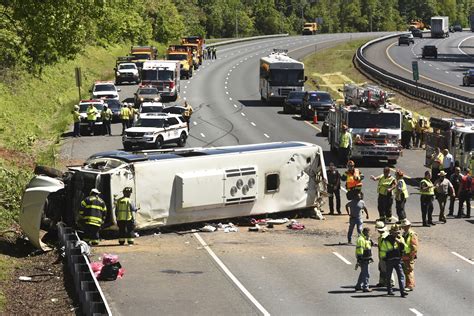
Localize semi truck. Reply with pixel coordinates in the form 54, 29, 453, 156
431, 16, 449, 38
20, 142, 327, 250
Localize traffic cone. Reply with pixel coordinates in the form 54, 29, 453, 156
313, 113, 318, 124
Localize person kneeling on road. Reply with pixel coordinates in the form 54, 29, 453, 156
115, 187, 137, 245
354, 227, 374, 292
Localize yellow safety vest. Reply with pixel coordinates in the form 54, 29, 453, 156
120, 107, 131, 120
379, 236, 405, 260
355, 234, 372, 259
116, 197, 133, 221
420, 179, 434, 195
396, 179, 409, 200
340, 132, 351, 148
102, 108, 113, 121
184, 106, 193, 117
73, 110, 81, 123
377, 175, 395, 195
87, 106, 97, 121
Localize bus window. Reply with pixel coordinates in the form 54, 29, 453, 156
266, 173, 280, 193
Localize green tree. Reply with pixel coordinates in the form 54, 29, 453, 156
145, 0, 185, 43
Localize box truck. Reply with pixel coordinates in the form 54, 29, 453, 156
431, 16, 449, 38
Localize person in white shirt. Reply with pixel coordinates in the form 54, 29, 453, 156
442, 149, 454, 180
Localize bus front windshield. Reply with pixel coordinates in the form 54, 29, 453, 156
269, 69, 304, 86
348, 112, 401, 129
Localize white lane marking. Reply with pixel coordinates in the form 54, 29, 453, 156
184, 86, 187, 89
229, 69, 232, 72
200, 133, 205, 138
409, 308, 423, 316
193, 121, 197, 126
429, 64, 433, 67
241, 112, 246, 117
229, 97, 233, 101
226, 91, 229, 95
225, 86, 228, 89
232, 66, 236, 69
435, 68, 440, 70
341, 187, 348, 193
183, 91, 187, 94
233, 104, 238, 108
456, 75, 461, 78
187, 81, 191, 84
251, 122, 256, 126
451, 251, 474, 265
332, 252, 352, 265
226, 77, 229, 80
194, 233, 271, 316
225, 81, 228, 85
445, 71, 449, 74
264, 133, 270, 138
457, 35, 474, 56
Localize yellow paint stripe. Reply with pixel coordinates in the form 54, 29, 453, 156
303, 120, 321, 131
385, 42, 472, 95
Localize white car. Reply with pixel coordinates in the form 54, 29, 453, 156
78, 99, 105, 135
90, 81, 120, 100
122, 113, 188, 150
138, 101, 164, 117
115, 63, 140, 84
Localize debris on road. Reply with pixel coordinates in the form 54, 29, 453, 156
217, 222, 238, 233
266, 218, 289, 225
92, 253, 125, 281
287, 220, 305, 230
200, 225, 217, 232
248, 224, 267, 232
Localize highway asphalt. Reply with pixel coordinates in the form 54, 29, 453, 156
364, 31, 474, 98
60, 33, 474, 315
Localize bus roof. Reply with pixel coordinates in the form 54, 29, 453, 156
87, 142, 313, 163
260, 53, 303, 69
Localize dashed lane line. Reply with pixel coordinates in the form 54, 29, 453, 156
251, 122, 256, 126
409, 308, 423, 316
233, 104, 238, 108
194, 233, 270, 316
229, 97, 233, 101
193, 121, 197, 126
451, 251, 474, 265
332, 252, 351, 265
241, 113, 246, 117
264, 133, 270, 138
200, 133, 205, 138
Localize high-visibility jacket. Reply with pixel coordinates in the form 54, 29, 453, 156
101, 108, 113, 121
402, 230, 418, 259
79, 195, 107, 227
87, 106, 98, 121
115, 197, 134, 221
379, 236, 405, 260
73, 110, 81, 123
402, 118, 415, 132
120, 107, 131, 120
377, 175, 395, 196
339, 131, 351, 148
356, 234, 372, 260
420, 179, 434, 195
395, 179, 409, 201
345, 169, 362, 190
432, 152, 444, 169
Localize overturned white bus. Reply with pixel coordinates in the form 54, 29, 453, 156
21, 142, 327, 249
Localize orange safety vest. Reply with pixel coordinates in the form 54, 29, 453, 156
346, 169, 362, 190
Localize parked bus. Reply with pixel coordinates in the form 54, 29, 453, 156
259, 49, 306, 104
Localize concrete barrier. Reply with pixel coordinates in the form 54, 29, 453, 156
57, 223, 112, 316
206, 34, 289, 48
355, 33, 474, 117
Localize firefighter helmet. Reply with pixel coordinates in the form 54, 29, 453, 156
123, 187, 132, 193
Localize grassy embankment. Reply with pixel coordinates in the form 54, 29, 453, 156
0, 42, 166, 310
303, 38, 447, 118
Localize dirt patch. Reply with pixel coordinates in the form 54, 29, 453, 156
0, 236, 78, 315
0, 147, 35, 169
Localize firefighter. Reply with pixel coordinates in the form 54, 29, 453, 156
101, 104, 113, 136
401, 219, 418, 291
338, 125, 352, 167
72, 105, 81, 137
115, 187, 137, 245
393, 169, 408, 222
420, 170, 435, 227
379, 224, 408, 297
370, 167, 396, 223
86, 103, 98, 136
183, 101, 193, 131
341, 160, 363, 200
354, 227, 373, 292
120, 104, 131, 135
78, 188, 107, 245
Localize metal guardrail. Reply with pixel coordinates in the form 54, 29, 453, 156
206, 34, 289, 48
355, 33, 474, 117
58, 223, 112, 316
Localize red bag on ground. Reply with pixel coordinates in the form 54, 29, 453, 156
90, 261, 104, 278
102, 254, 119, 265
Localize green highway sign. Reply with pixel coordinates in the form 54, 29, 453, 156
412, 61, 419, 81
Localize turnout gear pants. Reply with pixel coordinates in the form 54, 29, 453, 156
83, 224, 100, 245
402, 259, 416, 289
117, 220, 135, 245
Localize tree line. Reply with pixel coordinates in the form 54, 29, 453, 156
1, 0, 472, 74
